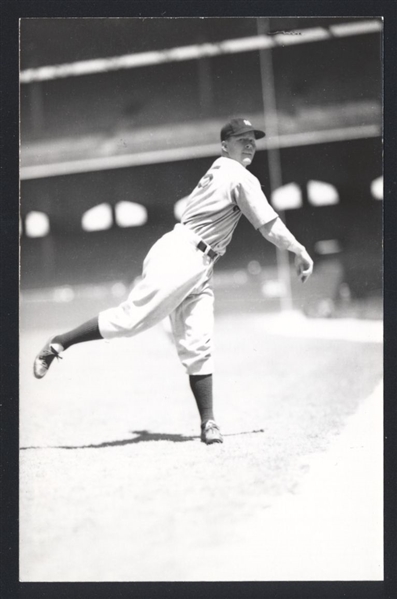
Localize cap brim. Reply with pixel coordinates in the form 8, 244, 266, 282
253, 129, 265, 140
222, 125, 266, 141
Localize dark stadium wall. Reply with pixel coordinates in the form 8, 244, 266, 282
20, 28, 381, 143
20, 137, 382, 297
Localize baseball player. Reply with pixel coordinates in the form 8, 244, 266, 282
33, 118, 313, 445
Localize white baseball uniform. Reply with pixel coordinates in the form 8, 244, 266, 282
98, 156, 278, 375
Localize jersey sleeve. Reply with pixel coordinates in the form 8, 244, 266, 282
233, 169, 279, 229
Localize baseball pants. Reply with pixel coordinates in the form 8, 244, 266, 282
98, 224, 215, 375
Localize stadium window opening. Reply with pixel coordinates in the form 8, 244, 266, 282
271, 183, 302, 211
370, 176, 383, 200
82, 203, 113, 232
307, 180, 339, 206
25, 211, 50, 238
115, 202, 148, 227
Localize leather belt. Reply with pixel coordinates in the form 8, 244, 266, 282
197, 240, 218, 261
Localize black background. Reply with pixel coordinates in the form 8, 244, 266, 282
1, 2, 396, 599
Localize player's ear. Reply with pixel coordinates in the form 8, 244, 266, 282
221, 140, 228, 153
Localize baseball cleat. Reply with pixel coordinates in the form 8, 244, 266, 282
33, 339, 63, 379
201, 420, 223, 445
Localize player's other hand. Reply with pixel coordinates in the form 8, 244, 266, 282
295, 249, 313, 283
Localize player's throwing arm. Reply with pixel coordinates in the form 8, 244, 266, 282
259, 217, 314, 283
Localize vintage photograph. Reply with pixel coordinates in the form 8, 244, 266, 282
19, 17, 383, 582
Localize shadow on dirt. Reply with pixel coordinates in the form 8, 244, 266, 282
20, 428, 265, 450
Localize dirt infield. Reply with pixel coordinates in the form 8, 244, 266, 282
19, 310, 383, 581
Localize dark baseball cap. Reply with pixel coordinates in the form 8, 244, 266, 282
220, 118, 265, 141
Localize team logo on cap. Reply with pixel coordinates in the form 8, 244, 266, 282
243, 120, 252, 126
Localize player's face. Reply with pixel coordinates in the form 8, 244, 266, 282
223, 133, 257, 167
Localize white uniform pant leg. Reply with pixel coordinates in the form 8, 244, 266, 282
98, 230, 211, 340
169, 276, 214, 376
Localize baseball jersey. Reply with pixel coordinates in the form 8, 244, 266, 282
181, 156, 279, 256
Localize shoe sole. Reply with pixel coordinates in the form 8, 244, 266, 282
33, 338, 57, 379
33, 356, 50, 379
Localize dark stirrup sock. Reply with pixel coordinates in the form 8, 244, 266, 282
189, 374, 215, 424
52, 317, 103, 351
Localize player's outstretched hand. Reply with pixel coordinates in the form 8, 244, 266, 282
295, 249, 314, 283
